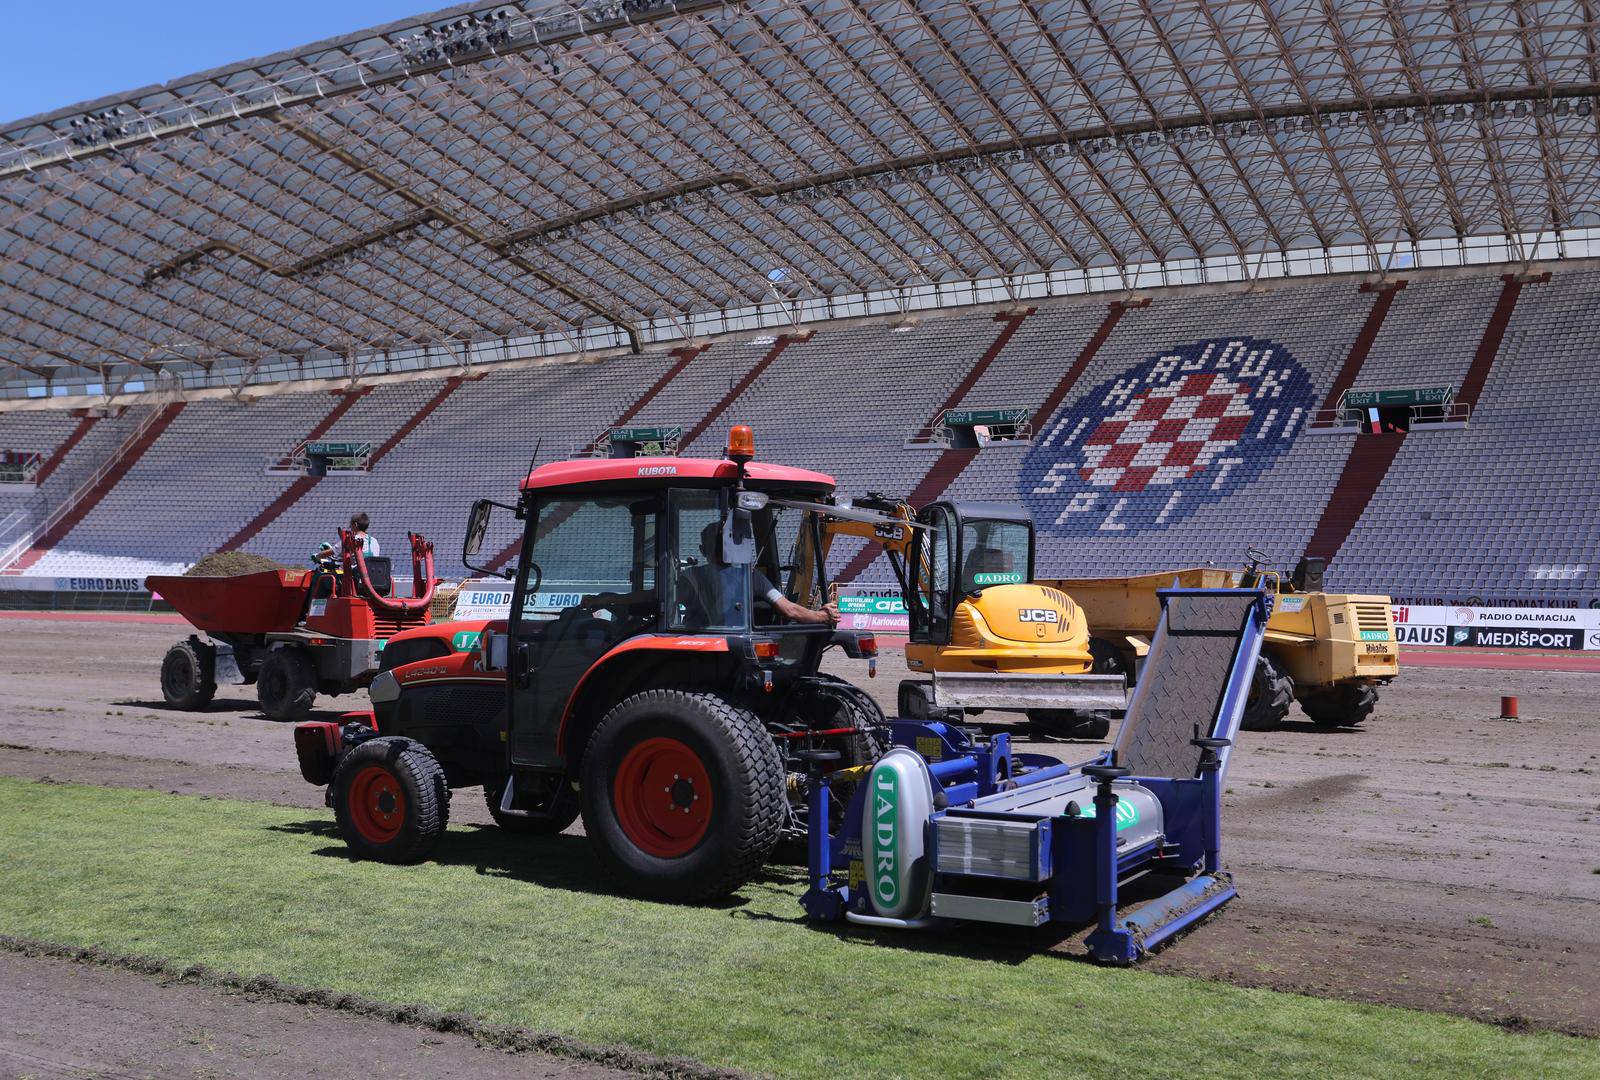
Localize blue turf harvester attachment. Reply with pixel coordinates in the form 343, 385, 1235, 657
802, 587, 1268, 963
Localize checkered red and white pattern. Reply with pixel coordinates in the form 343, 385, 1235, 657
1077, 371, 1255, 493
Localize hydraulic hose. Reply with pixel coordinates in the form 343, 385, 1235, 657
340, 528, 437, 615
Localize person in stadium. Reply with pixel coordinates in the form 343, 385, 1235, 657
683, 520, 838, 627
348, 512, 380, 558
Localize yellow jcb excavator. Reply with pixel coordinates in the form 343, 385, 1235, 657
813, 495, 1127, 738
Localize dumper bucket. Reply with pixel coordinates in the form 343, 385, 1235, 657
147, 569, 313, 635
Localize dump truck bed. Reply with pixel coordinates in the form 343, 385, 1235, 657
147, 569, 313, 635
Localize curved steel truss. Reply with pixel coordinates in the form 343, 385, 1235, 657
3, 0, 1599, 392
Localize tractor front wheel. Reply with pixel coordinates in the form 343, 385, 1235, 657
580, 690, 784, 902
330, 737, 450, 862
160, 639, 216, 710
1240, 654, 1294, 732
257, 648, 316, 721
1300, 683, 1379, 728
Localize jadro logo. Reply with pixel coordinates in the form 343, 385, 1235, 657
870, 764, 899, 910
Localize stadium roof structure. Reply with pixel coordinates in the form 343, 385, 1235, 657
3, 0, 1600, 401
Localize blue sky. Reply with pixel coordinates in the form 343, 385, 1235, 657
3, 2, 430, 124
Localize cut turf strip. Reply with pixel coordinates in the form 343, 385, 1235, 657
0, 937, 733, 1079
0, 777, 1593, 1079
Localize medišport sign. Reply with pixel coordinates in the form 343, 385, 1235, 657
1392, 604, 1595, 651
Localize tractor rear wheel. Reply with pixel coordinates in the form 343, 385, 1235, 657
160, 639, 216, 710
580, 689, 784, 902
258, 648, 316, 721
484, 779, 581, 835
1240, 654, 1294, 732
330, 736, 450, 863
1300, 683, 1378, 728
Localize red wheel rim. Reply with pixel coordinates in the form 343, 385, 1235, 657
349, 764, 406, 844
612, 737, 713, 858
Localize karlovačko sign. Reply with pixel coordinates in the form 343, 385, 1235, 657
835, 584, 910, 634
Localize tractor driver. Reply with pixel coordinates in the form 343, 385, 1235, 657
683, 520, 838, 628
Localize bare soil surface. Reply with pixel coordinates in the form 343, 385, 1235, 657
2, 616, 1597, 1037
0, 949, 631, 1080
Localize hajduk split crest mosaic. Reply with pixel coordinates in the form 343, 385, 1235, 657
1020, 337, 1318, 536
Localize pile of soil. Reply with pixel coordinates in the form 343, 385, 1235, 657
184, 551, 290, 577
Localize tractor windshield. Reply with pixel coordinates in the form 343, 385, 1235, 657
665, 489, 829, 633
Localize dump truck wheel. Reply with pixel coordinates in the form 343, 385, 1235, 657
484, 780, 580, 835
257, 648, 316, 721
160, 639, 216, 710
1301, 684, 1378, 728
331, 736, 450, 863
898, 679, 932, 719
1088, 636, 1130, 679
1240, 654, 1293, 732
580, 689, 784, 902
1026, 711, 1112, 740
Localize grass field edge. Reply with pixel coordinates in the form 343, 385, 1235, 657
0, 933, 746, 1080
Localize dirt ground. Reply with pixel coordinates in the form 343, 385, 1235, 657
0, 949, 630, 1080
1, 615, 1597, 1040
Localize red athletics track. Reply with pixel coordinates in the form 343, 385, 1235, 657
0, 610, 184, 625
1399, 646, 1600, 672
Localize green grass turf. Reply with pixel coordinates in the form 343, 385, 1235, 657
1, 776, 1594, 1079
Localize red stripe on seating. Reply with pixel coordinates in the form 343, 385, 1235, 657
837, 309, 1050, 583
220, 389, 374, 552
10, 403, 186, 571
32, 414, 100, 485
488, 347, 714, 571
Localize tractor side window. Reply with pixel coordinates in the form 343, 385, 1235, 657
667, 490, 751, 631
960, 520, 1030, 594
523, 496, 656, 621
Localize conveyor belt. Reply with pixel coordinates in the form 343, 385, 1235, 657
1112, 591, 1263, 780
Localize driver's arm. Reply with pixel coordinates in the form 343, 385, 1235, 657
755, 571, 837, 625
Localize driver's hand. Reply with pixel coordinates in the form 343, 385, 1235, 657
822, 601, 840, 625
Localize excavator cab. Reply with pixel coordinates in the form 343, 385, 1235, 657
906, 501, 1035, 645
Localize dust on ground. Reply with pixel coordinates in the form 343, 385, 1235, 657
1, 615, 1597, 1036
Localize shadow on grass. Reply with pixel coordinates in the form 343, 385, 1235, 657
270, 819, 769, 909
263, 820, 1200, 972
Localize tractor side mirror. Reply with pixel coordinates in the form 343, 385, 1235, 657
464, 499, 492, 557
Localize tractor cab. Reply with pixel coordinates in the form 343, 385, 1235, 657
458, 427, 862, 773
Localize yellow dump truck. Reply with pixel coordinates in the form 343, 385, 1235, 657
1049, 559, 1397, 731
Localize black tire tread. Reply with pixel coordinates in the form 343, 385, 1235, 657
329, 736, 450, 863
161, 639, 217, 710
1240, 653, 1294, 732
1301, 683, 1379, 728
258, 648, 317, 721
584, 689, 784, 901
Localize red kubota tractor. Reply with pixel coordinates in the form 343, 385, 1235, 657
293, 426, 885, 901
149, 530, 437, 721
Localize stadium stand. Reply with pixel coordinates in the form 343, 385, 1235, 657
2, 263, 1596, 606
